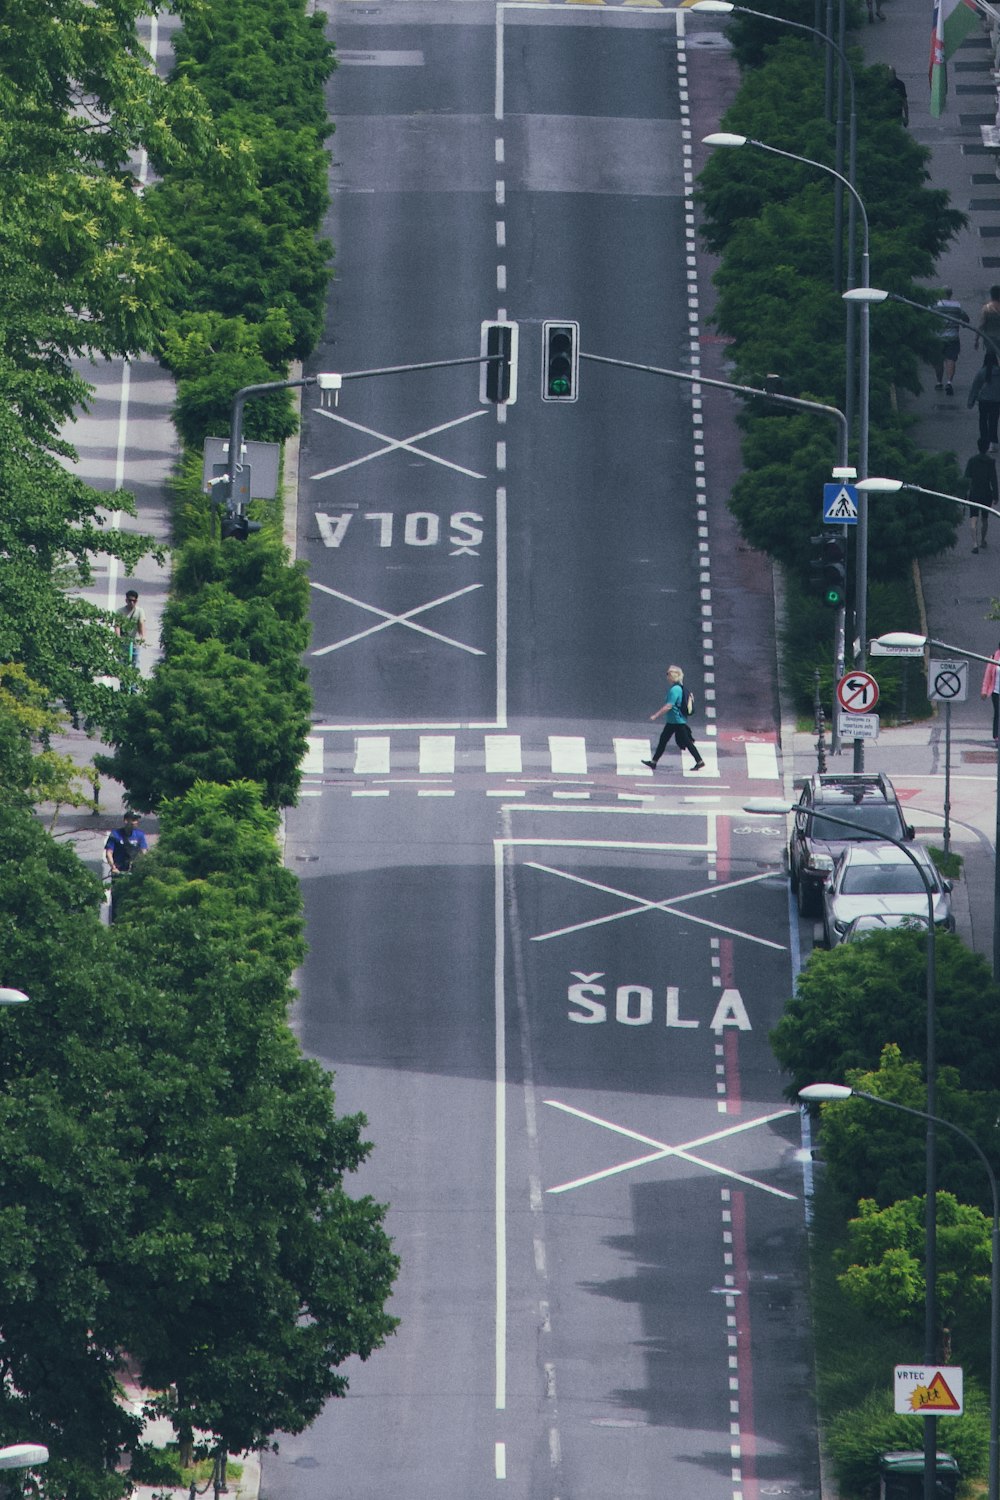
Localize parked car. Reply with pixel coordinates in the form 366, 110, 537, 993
842, 912, 930, 943
788, 772, 915, 918
821, 844, 953, 948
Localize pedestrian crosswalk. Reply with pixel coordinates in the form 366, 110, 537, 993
299, 731, 781, 793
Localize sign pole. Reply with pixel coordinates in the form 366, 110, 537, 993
944, 702, 951, 857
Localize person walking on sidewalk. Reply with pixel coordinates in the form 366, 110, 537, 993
968, 350, 1000, 450
964, 436, 998, 551
932, 289, 969, 395
976, 286, 1000, 353
982, 645, 1000, 741
642, 665, 705, 773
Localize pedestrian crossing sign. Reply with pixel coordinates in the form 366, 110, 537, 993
823, 482, 859, 524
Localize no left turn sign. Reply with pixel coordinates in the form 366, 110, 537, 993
836, 671, 880, 712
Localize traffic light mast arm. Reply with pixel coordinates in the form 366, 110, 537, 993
579, 351, 849, 469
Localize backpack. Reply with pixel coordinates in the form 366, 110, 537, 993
680, 687, 695, 718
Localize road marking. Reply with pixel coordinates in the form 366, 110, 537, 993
526, 863, 787, 949
614, 737, 653, 775
311, 581, 485, 657
744, 742, 779, 780
548, 735, 587, 773
355, 737, 391, 774
419, 735, 456, 774
301, 735, 324, 775
486, 734, 522, 772
543, 1100, 798, 1199
311, 406, 488, 481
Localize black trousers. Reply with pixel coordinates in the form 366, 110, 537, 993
979, 401, 1000, 447
652, 721, 700, 763
992, 692, 999, 739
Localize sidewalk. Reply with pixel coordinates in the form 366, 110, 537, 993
787, 0, 1000, 961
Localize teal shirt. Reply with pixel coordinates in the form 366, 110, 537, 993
663, 683, 686, 724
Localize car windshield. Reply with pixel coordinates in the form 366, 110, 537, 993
840, 862, 932, 896
809, 804, 903, 841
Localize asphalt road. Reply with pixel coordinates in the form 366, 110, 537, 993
266, 4, 822, 1500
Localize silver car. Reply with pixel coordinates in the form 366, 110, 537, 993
822, 844, 953, 948
842, 912, 931, 943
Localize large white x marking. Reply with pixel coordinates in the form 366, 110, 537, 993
543, 1099, 798, 1199
526, 863, 786, 950
311, 407, 488, 481
310, 581, 486, 657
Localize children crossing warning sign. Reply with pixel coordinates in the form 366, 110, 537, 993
894, 1365, 963, 1415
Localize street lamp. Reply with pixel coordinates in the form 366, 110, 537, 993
844, 286, 1000, 369
0, 1446, 48, 1470
703, 131, 874, 769
0, 992, 28, 1007
800, 1082, 999, 1500
689, 3, 859, 298
744, 794, 941, 1500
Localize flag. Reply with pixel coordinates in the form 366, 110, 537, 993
929, 0, 980, 117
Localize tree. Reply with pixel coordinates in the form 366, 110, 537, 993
839, 1192, 991, 1368
771, 930, 1000, 1096
96, 634, 311, 809
815, 1044, 1000, 1217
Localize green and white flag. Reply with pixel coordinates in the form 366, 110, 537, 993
929, 0, 980, 117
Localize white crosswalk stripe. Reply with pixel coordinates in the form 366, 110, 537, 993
419, 735, 456, 774
614, 737, 654, 776
744, 741, 780, 780
303, 734, 782, 784
484, 734, 522, 773
354, 736, 391, 774
548, 735, 588, 774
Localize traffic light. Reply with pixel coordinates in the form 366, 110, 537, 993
809, 533, 847, 608
221, 509, 262, 542
480, 321, 518, 405
542, 320, 579, 402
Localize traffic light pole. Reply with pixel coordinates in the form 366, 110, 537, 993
222, 347, 511, 537
580, 352, 850, 750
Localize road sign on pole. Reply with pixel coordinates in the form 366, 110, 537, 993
836, 713, 879, 741
928, 659, 968, 703
823, 482, 859, 524
870, 638, 923, 657
894, 1365, 963, 1416
836, 671, 880, 713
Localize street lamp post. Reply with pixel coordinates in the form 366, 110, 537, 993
744, 794, 941, 1500
800, 1082, 1000, 1500
703, 131, 873, 770
689, 2, 859, 297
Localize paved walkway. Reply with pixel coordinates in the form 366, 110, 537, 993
783, 0, 1000, 962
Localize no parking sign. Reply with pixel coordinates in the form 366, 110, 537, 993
928, 659, 968, 703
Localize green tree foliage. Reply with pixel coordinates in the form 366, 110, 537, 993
96, 631, 310, 810
0, 0, 216, 437
723, 0, 866, 69
839, 1192, 990, 1362
816, 1045, 1000, 1217
772, 930, 1000, 1095
0, 784, 398, 1496
696, 38, 967, 708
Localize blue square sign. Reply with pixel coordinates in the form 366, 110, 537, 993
823, 483, 859, 524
